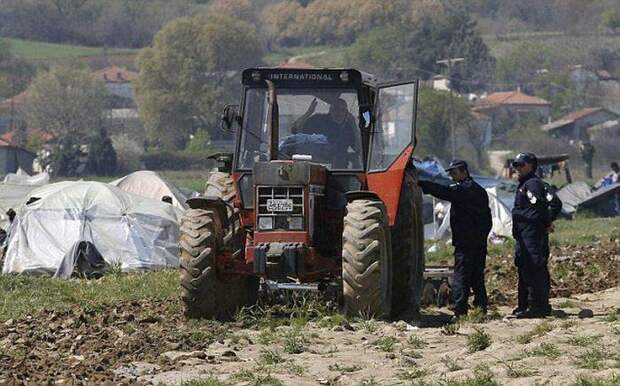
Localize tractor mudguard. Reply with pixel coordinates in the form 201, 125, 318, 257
186, 196, 230, 229
345, 190, 381, 203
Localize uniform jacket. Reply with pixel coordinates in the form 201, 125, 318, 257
419, 177, 492, 250
512, 173, 562, 267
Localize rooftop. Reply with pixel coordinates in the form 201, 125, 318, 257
475, 90, 551, 108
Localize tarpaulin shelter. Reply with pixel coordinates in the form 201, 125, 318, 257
110, 170, 189, 211
576, 183, 620, 217
2, 181, 181, 276
557, 181, 592, 216
0, 169, 49, 228
413, 158, 513, 241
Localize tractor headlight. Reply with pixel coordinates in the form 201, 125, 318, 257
288, 216, 303, 230
258, 216, 273, 230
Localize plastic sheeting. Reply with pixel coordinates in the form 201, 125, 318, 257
557, 181, 592, 215
426, 187, 513, 242
3, 168, 50, 185
2, 181, 181, 275
110, 170, 189, 212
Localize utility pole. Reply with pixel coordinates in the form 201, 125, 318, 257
436, 57, 464, 160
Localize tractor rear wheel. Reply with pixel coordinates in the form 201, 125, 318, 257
391, 169, 426, 316
179, 172, 253, 320
342, 199, 392, 318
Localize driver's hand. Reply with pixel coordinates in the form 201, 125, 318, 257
306, 98, 318, 116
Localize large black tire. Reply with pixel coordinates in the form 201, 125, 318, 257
342, 199, 392, 318
179, 172, 254, 320
391, 169, 426, 316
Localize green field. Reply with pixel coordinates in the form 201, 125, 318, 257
2, 38, 136, 61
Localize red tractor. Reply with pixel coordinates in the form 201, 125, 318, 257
180, 67, 425, 320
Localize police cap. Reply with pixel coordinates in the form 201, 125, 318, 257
445, 160, 468, 172
511, 152, 538, 168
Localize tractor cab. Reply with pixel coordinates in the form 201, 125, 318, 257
180, 67, 424, 320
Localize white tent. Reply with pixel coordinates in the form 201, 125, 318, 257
0, 169, 49, 228
426, 187, 513, 242
3, 168, 50, 185
110, 170, 189, 211
2, 181, 181, 276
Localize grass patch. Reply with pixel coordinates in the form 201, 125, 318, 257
1, 37, 136, 60
556, 300, 578, 309
282, 327, 308, 354
181, 378, 229, 386
231, 368, 283, 386
605, 308, 620, 323
257, 329, 278, 345
443, 364, 500, 386
328, 363, 362, 373
372, 336, 398, 352
285, 361, 305, 376
441, 322, 461, 336
0, 270, 178, 322
515, 320, 554, 344
257, 349, 285, 366
398, 368, 429, 381
407, 335, 428, 349
566, 334, 602, 347
466, 327, 492, 353
527, 343, 561, 359
575, 348, 607, 370
317, 313, 348, 329
357, 318, 379, 334
461, 307, 487, 324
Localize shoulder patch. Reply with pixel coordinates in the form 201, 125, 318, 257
526, 190, 537, 204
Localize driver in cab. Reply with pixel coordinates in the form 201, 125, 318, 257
290, 98, 361, 167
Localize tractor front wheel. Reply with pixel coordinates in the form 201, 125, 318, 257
179, 208, 249, 320
342, 199, 392, 318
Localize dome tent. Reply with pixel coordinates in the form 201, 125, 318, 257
2, 181, 181, 276
109, 170, 190, 211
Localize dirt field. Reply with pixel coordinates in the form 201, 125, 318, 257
1, 220, 619, 385
1, 287, 619, 385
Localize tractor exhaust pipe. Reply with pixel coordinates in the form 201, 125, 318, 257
266, 80, 279, 161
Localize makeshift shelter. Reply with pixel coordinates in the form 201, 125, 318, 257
576, 183, 620, 217
557, 182, 592, 216
2, 181, 181, 276
0, 169, 49, 228
426, 187, 513, 242
0, 145, 35, 175
110, 170, 189, 211
413, 158, 513, 241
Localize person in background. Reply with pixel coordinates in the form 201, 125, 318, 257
579, 141, 595, 179
418, 160, 492, 320
511, 152, 562, 318
594, 162, 620, 190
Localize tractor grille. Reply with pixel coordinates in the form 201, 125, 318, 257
257, 186, 304, 230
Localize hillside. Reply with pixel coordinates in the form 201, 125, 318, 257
1, 38, 136, 61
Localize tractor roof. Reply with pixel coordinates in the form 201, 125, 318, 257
241, 68, 377, 89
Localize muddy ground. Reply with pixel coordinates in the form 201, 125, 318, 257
1, 242, 619, 385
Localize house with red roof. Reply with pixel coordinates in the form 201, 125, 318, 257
541, 107, 619, 140
473, 89, 551, 118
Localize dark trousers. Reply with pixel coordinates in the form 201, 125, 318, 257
453, 246, 488, 315
517, 263, 551, 311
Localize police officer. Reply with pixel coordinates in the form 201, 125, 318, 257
511, 152, 562, 318
418, 160, 492, 319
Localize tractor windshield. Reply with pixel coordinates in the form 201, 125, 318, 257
238, 88, 363, 170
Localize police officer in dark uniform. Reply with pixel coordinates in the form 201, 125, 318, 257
511, 152, 562, 318
418, 160, 492, 319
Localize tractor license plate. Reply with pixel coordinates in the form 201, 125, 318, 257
266, 199, 294, 212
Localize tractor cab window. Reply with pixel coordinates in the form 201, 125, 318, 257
239, 88, 362, 170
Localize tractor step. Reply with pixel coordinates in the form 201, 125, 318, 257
264, 280, 320, 292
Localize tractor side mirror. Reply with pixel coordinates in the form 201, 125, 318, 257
221, 105, 240, 132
